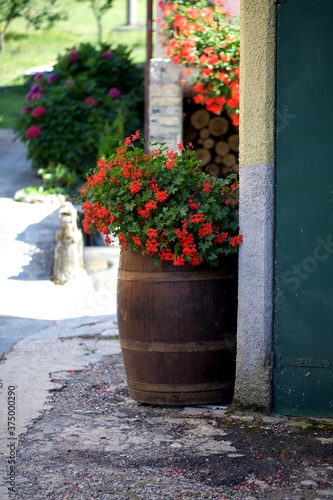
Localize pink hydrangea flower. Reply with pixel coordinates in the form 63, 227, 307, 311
30, 84, 40, 93
26, 84, 42, 100
108, 87, 121, 99
33, 73, 44, 81
47, 73, 59, 84
69, 50, 78, 62
29, 92, 44, 100
31, 106, 46, 118
26, 125, 41, 138
102, 51, 113, 59
84, 97, 98, 107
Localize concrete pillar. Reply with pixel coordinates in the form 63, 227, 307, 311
233, 0, 276, 412
154, 2, 166, 58
126, 0, 137, 25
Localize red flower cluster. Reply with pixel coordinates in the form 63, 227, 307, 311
158, 0, 240, 124
79, 131, 242, 267
84, 96, 98, 107
82, 200, 115, 245
130, 180, 141, 194
25, 125, 41, 138
174, 221, 203, 265
138, 199, 158, 219
31, 106, 46, 118
229, 234, 243, 247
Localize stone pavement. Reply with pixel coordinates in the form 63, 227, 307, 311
0, 129, 332, 499
0, 128, 120, 497
0, 129, 119, 339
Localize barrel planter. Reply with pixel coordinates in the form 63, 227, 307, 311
117, 250, 238, 405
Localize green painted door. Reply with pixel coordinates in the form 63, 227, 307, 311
274, 0, 333, 417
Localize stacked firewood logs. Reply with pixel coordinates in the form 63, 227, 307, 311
182, 97, 239, 178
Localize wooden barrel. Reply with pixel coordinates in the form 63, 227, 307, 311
117, 250, 238, 405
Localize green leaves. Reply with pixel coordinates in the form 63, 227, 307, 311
0, 0, 66, 42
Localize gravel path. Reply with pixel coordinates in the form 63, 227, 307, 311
14, 353, 333, 499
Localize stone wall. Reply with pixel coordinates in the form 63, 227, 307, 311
148, 59, 183, 151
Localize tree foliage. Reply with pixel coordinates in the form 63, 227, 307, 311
0, 0, 66, 52
75, 0, 114, 44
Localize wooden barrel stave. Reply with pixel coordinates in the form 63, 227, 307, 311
117, 250, 237, 405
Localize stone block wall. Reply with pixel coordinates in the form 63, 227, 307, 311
148, 59, 183, 151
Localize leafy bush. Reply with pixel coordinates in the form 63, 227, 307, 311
14, 42, 144, 192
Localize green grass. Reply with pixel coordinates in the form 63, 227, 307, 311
0, 0, 147, 87
0, 87, 27, 128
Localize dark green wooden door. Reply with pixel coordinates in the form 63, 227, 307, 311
274, 0, 333, 417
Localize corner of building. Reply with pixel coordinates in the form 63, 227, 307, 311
234, 0, 276, 412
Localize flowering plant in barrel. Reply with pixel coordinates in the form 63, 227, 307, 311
79, 130, 242, 267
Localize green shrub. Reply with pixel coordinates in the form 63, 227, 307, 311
97, 110, 125, 160
14, 42, 144, 192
